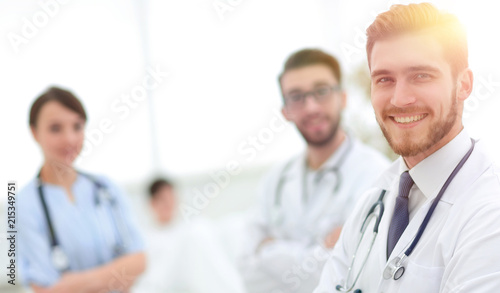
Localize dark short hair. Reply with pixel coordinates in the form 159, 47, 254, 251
366, 3, 467, 77
278, 49, 343, 89
29, 86, 87, 127
149, 178, 173, 199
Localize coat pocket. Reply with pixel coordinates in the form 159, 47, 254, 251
394, 258, 444, 292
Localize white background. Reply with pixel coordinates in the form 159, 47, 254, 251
1, 0, 499, 188
0, 0, 499, 290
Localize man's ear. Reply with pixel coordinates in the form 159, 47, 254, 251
341, 91, 347, 110
457, 68, 474, 101
281, 107, 293, 121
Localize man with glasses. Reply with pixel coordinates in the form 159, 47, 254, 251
239, 49, 389, 293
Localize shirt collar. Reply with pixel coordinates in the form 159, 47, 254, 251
398, 129, 472, 200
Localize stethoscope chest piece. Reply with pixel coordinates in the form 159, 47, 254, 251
113, 244, 125, 258
51, 245, 70, 271
383, 255, 406, 280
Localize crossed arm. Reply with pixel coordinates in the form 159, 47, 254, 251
31, 252, 146, 293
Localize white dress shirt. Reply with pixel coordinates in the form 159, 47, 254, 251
314, 130, 500, 293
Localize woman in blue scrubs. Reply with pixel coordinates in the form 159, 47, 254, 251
19, 86, 146, 293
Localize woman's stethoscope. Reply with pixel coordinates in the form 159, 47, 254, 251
274, 136, 353, 208
336, 139, 475, 293
36, 171, 130, 272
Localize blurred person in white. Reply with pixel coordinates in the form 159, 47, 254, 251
314, 3, 500, 293
132, 178, 246, 293
149, 179, 177, 226
239, 49, 390, 293
18, 86, 146, 293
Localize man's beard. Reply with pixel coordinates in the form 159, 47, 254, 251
376, 91, 458, 157
298, 113, 341, 147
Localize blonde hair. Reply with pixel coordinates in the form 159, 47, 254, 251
366, 3, 468, 76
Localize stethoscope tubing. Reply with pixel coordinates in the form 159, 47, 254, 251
36, 170, 127, 271
274, 136, 353, 207
337, 190, 386, 292
337, 139, 476, 291
403, 139, 475, 258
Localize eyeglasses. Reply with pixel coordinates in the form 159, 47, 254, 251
284, 85, 341, 110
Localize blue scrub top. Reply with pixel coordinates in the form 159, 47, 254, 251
18, 173, 145, 287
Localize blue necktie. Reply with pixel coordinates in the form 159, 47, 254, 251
387, 171, 414, 259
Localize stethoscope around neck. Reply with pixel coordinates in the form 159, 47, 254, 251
274, 136, 353, 208
336, 139, 476, 293
270, 137, 353, 235
36, 170, 129, 272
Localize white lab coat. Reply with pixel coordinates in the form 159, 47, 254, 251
314, 131, 500, 293
240, 136, 390, 293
